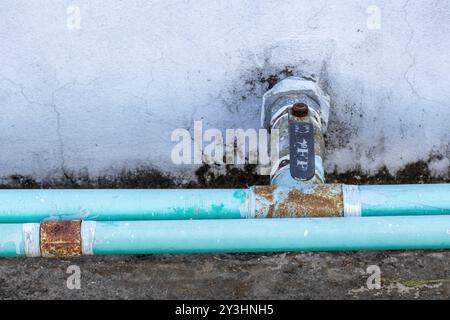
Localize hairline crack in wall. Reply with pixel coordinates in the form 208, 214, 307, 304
0, 0, 449, 183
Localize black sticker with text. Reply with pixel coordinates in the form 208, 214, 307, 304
289, 122, 315, 180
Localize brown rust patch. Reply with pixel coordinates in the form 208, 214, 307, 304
255, 185, 275, 202
254, 185, 276, 218
274, 184, 344, 218
40, 221, 82, 257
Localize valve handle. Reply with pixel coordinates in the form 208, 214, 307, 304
289, 121, 315, 181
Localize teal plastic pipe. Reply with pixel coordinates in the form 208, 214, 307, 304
82, 216, 450, 255
0, 223, 40, 257
0, 184, 450, 223
344, 184, 450, 217
2, 216, 449, 257
0, 224, 26, 257
0, 189, 249, 223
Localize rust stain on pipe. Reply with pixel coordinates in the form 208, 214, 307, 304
276, 185, 343, 217
255, 185, 275, 203
40, 220, 82, 257
255, 185, 343, 218
254, 186, 276, 218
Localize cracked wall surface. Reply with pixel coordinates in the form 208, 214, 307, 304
0, 0, 449, 182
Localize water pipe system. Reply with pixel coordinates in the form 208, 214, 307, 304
0, 184, 448, 222
0, 77, 449, 257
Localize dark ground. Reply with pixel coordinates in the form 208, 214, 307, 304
0, 161, 449, 300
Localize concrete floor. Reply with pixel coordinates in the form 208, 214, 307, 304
1, 251, 449, 299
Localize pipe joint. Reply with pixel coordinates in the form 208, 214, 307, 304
40, 221, 82, 257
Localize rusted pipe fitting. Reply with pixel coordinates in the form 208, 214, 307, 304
252, 184, 344, 218
40, 220, 82, 257
261, 77, 331, 131
261, 77, 330, 186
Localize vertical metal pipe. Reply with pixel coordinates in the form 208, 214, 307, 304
261, 77, 331, 187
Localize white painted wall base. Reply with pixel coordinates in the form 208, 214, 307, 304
0, 1, 449, 182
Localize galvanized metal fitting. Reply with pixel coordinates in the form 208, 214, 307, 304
251, 184, 344, 218
261, 77, 330, 186
40, 220, 82, 257
261, 77, 330, 132
20, 220, 96, 257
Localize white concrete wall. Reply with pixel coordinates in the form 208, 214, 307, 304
0, 0, 449, 181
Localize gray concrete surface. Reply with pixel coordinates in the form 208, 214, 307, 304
1, 251, 449, 299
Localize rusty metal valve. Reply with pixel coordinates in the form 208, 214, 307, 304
261, 77, 330, 186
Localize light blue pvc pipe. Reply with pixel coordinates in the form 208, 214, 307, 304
0, 189, 249, 223
85, 216, 450, 255
358, 184, 450, 216
0, 184, 449, 223
0, 224, 26, 257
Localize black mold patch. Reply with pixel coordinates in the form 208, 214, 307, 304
0, 168, 177, 189
324, 102, 362, 152
2, 175, 40, 188
1, 158, 448, 189
188, 164, 269, 188
326, 161, 450, 185
243, 66, 297, 93
0, 165, 269, 189
220, 63, 318, 114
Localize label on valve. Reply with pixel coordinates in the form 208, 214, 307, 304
289, 122, 315, 181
